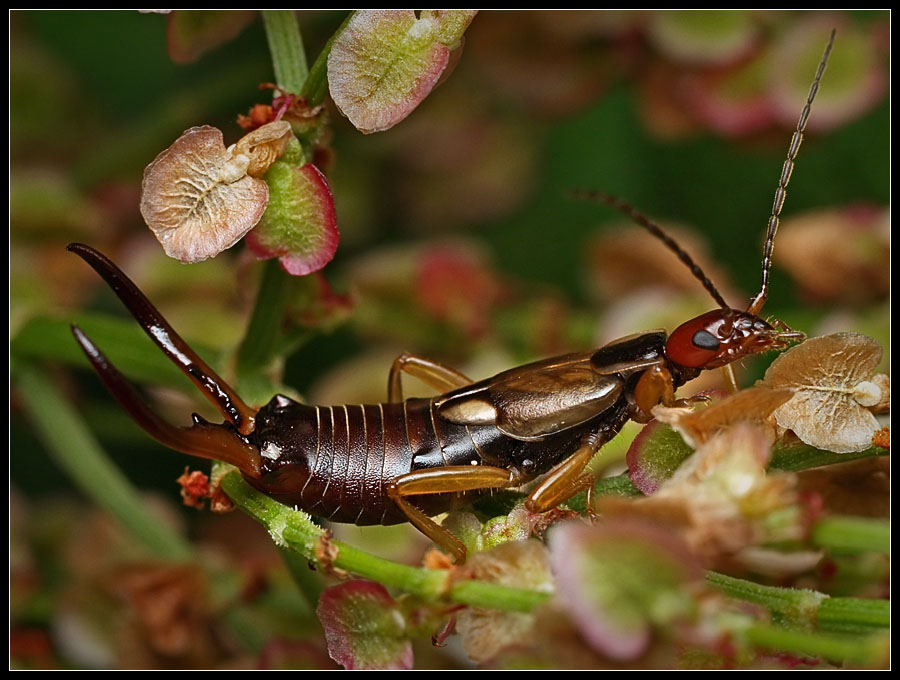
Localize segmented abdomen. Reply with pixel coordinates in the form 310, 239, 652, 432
251, 398, 486, 526
250, 393, 626, 526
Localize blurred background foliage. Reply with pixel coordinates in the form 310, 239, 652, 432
10, 10, 888, 668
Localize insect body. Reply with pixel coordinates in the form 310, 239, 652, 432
68, 32, 834, 562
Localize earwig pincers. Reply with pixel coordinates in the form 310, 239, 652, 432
68, 31, 835, 563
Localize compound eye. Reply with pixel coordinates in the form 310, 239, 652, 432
691, 329, 720, 351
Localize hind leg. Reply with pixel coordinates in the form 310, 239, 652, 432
387, 353, 473, 402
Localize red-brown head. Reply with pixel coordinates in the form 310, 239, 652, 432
665, 309, 802, 371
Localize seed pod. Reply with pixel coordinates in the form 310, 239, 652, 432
140, 125, 271, 263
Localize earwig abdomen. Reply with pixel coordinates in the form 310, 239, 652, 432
248, 391, 635, 526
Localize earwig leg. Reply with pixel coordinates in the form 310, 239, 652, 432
632, 364, 676, 421
388, 353, 473, 403
67, 243, 256, 436
721, 363, 740, 393
388, 465, 519, 562
525, 437, 601, 514
72, 325, 262, 478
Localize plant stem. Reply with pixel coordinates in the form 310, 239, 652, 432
301, 11, 354, 106
705, 571, 824, 626
16, 366, 192, 561
262, 10, 308, 93
743, 625, 888, 666
236, 11, 313, 384
706, 571, 889, 633
218, 469, 552, 612
817, 596, 891, 635
235, 259, 290, 382
811, 516, 890, 554
770, 442, 888, 471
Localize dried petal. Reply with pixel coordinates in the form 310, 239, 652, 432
869, 374, 890, 413
456, 540, 552, 663
652, 386, 793, 448
141, 126, 268, 263
658, 423, 779, 506
549, 520, 701, 661
166, 10, 256, 64
328, 10, 477, 133
231, 120, 293, 178
647, 10, 759, 66
774, 205, 889, 304
681, 48, 777, 137
763, 333, 887, 453
316, 580, 413, 670
770, 15, 887, 132
605, 424, 799, 565
245, 161, 339, 276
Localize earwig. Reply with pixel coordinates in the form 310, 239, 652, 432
68, 32, 834, 563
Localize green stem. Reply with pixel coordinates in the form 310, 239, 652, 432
262, 10, 308, 93
235, 259, 290, 381
770, 442, 888, 471
235, 12, 312, 386
743, 625, 888, 666
706, 571, 889, 633
817, 596, 891, 635
218, 469, 552, 612
301, 11, 354, 106
16, 366, 192, 561
449, 579, 549, 613
705, 571, 824, 627
811, 516, 890, 554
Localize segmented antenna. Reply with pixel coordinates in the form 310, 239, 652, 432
748, 29, 835, 316
572, 189, 732, 311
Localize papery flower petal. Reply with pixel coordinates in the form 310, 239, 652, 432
328, 10, 477, 133
140, 126, 269, 264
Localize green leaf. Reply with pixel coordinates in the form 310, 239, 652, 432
316, 580, 413, 670
12, 313, 193, 389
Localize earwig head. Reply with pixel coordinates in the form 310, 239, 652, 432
665, 308, 803, 370
578, 32, 834, 370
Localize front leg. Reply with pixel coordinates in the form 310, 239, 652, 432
525, 434, 602, 515
633, 365, 709, 422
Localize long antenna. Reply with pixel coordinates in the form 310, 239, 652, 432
748, 29, 835, 316
572, 190, 732, 311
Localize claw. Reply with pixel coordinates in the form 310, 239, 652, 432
68, 242, 262, 477
71, 324, 261, 477
67, 243, 256, 436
